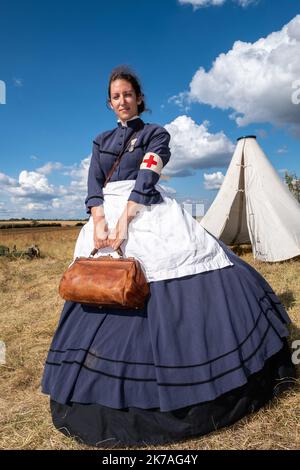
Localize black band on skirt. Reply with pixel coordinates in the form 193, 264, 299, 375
50, 340, 296, 448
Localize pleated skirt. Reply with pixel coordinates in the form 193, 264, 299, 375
42, 240, 296, 447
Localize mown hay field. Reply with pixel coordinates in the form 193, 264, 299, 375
0, 226, 299, 450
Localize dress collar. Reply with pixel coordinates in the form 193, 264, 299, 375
117, 115, 144, 130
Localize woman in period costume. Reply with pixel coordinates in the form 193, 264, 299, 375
41, 66, 296, 448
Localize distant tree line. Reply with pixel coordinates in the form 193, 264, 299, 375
0, 222, 62, 229
1, 218, 89, 221
0, 220, 87, 229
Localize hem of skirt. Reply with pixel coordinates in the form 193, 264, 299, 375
52, 424, 219, 449
42, 336, 291, 412
49, 342, 296, 448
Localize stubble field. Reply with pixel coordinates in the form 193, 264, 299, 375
0, 225, 299, 450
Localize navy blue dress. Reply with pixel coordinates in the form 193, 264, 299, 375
41, 116, 296, 448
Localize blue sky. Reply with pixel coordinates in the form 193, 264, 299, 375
0, 0, 300, 218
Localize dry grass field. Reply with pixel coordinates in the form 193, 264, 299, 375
0, 226, 299, 450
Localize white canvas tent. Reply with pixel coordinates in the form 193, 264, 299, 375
200, 136, 300, 262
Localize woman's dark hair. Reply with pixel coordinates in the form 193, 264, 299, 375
106, 65, 150, 115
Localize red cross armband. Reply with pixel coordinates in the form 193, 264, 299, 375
139, 152, 164, 175
127, 127, 171, 205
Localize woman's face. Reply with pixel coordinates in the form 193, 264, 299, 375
109, 79, 142, 123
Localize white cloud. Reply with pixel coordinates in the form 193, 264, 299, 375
0, 123, 234, 218
13, 77, 23, 87
25, 202, 48, 211
204, 171, 225, 189
0, 172, 17, 186
236, 0, 258, 5
36, 161, 63, 175
255, 129, 268, 139
0, 154, 91, 218
67, 157, 91, 191
178, 0, 258, 9
163, 115, 234, 177
179, 0, 226, 7
172, 15, 300, 135
14, 170, 55, 198
51, 198, 62, 209
277, 146, 288, 154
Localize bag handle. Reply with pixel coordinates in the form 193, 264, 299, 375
90, 246, 123, 257
103, 130, 140, 188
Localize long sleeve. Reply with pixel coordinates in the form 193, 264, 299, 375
127, 126, 171, 205
84, 139, 105, 215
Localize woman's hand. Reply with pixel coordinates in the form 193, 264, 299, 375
93, 218, 109, 250
106, 201, 143, 252
91, 206, 109, 250
107, 214, 128, 252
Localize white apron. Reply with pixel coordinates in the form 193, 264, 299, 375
73, 180, 234, 282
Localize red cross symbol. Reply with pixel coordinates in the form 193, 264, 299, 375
143, 154, 158, 168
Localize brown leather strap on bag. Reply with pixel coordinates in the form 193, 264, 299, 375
95, 130, 141, 258
103, 130, 140, 188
